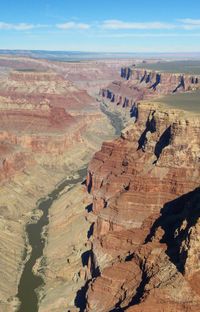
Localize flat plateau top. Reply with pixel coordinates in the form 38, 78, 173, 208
136, 60, 200, 75
154, 90, 200, 114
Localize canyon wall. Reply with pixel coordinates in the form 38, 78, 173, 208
83, 102, 200, 311
100, 68, 200, 111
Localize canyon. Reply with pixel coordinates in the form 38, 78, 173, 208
0, 55, 128, 311
0, 55, 199, 312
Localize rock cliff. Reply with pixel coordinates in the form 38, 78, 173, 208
84, 102, 200, 311
100, 68, 200, 111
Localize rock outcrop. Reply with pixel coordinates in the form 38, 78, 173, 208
84, 102, 200, 311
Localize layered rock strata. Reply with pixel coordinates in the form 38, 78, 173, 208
100, 68, 200, 111
0, 61, 119, 311
84, 102, 200, 311
0, 55, 134, 97
0, 69, 98, 182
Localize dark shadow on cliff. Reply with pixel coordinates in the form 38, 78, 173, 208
140, 70, 147, 83
145, 187, 200, 273
87, 172, 92, 193
125, 271, 149, 311
130, 104, 138, 120
75, 280, 90, 312
149, 73, 161, 90
81, 251, 91, 267
153, 126, 171, 163
173, 76, 185, 93
75, 249, 101, 311
81, 179, 87, 186
87, 222, 94, 239
85, 203, 93, 213
138, 111, 156, 151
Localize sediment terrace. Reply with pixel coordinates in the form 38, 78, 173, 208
136, 60, 200, 74
154, 90, 200, 113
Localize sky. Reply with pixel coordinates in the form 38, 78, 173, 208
0, 0, 200, 52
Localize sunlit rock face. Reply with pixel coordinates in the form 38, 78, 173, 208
85, 102, 200, 312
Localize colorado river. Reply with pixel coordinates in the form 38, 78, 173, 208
17, 167, 87, 312
100, 102, 124, 135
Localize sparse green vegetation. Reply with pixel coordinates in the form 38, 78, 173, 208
136, 60, 200, 75
155, 90, 200, 113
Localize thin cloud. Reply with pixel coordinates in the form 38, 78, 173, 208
56, 22, 90, 30
0, 22, 48, 31
1, 18, 200, 33
178, 18, 200, 29
178, 18, 200, 25
97, 33, 200, 38
101, 20, 176, 30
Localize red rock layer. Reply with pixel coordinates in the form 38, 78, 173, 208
84, 102, 200, 311
0, 70, 93, 112
0, 69, 99, 182
0, 107, 74, 133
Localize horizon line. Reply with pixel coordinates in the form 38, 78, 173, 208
0, 49, 200, 54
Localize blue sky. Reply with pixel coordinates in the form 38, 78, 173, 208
0, 0, 200, 52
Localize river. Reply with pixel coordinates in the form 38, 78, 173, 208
17, 167, 87, 312
100, 102, 124, 135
